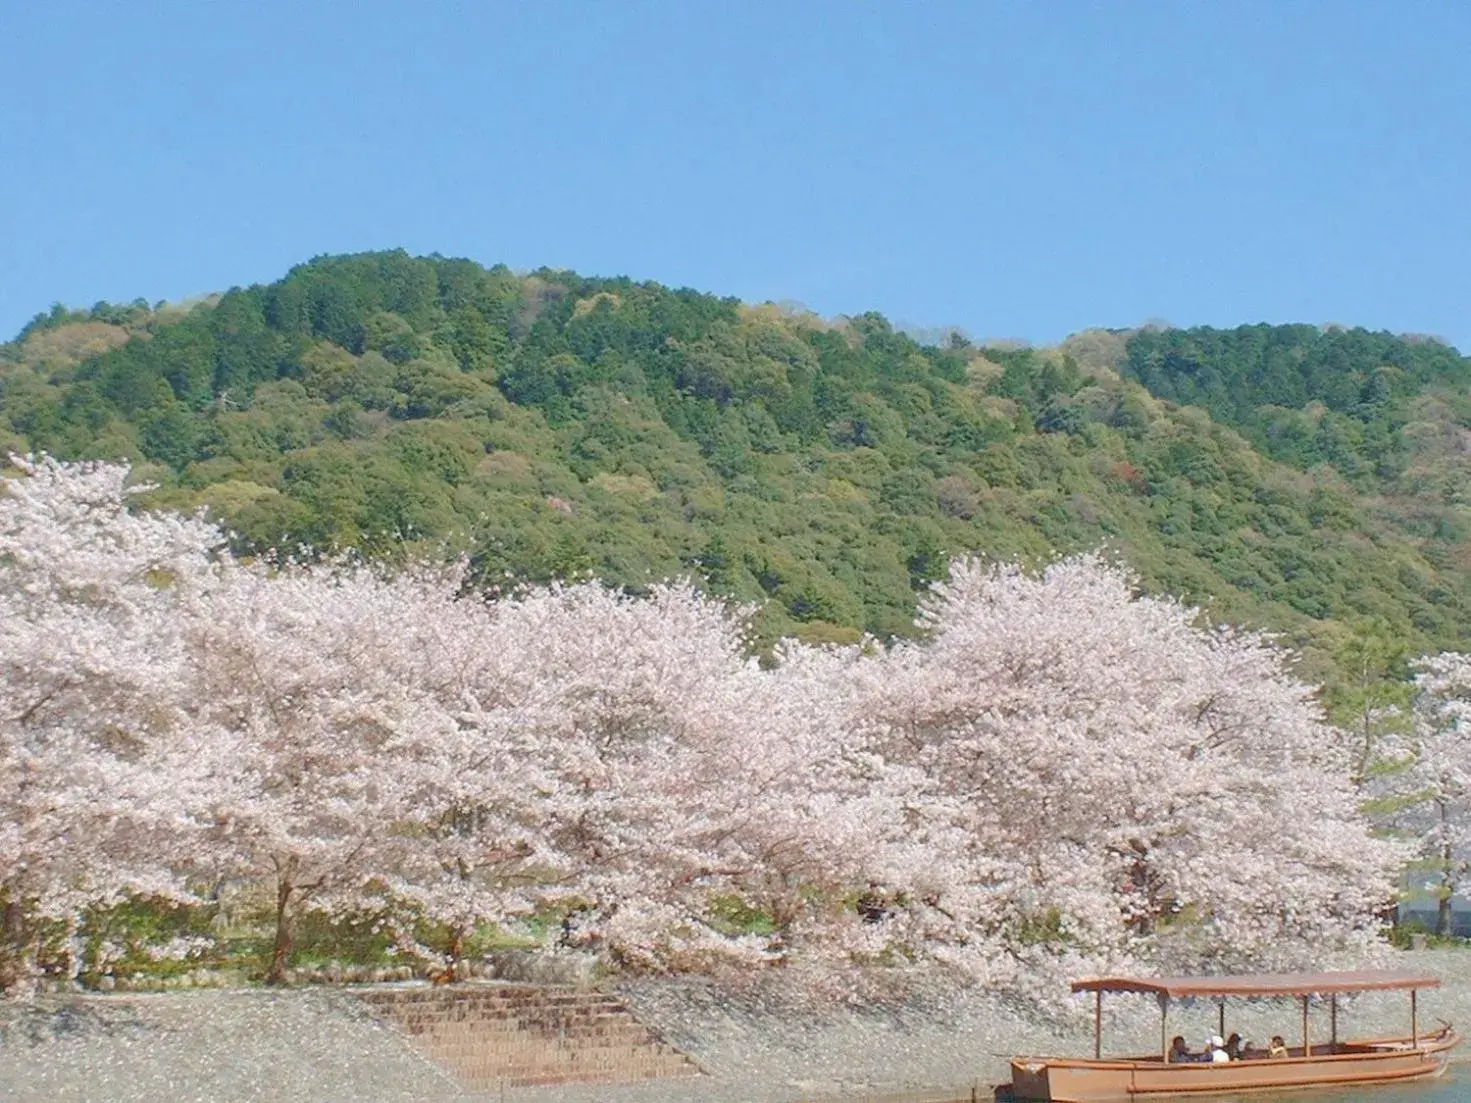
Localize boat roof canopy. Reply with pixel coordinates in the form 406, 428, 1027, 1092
1071, 970, 1440, 999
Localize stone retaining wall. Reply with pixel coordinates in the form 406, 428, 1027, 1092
356, 983, 702, 1090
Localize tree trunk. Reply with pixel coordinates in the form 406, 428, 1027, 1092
265, 875, 295, 985
1381, 898, 1400, 939
1435, 801, 1457, 939
438, 926, 464, 984
0, 894, 31, 997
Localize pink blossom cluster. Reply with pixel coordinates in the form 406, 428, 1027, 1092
0, 457, 1405, 998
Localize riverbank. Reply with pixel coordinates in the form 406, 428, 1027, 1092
3, 951, 1469, 1102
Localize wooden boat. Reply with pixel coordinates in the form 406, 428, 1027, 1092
1010, 969, 1458, 1101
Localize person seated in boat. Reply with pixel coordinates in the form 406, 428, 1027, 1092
1224, 1032, 1243, 1060
1267, 1035, 1289, 1059
1167, 1035, 1197, 1063
1206, 1034, 1231, 1063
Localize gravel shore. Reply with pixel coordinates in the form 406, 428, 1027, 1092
4, 951, 1469, 1103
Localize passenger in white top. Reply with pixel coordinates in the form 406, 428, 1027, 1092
1206, 1035, 1231, 1063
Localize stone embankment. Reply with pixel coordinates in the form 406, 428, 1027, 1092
4, 951, 1471, 1102
357, 984, 700, 1090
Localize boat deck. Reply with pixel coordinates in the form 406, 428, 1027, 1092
1011, 1030, 1457, 1101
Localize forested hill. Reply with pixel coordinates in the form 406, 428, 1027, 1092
3, 250, 1469, 680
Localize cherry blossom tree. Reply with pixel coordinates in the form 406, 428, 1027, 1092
431, 580, 898, 973
468, 581, 762, 968
687, 641, 918, 969
1404, 652, 1471, 936
178, 561, 485, 984
0, 456, 219, 994
356, 584, 571, 975
848, 556, 1403, 996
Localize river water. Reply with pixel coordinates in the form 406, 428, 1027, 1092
1170, 1076, 1466, 1103
1200, 1077, 1465, 1103
990, 1071, 1468, 1103
980, 1065, 1467, 1103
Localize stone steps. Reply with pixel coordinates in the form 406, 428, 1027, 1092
357, 984, 701, 1089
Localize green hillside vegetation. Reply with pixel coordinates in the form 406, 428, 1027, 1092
4, 250, 1469, 684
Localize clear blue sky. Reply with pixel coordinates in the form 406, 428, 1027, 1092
4, 2, 1469, 349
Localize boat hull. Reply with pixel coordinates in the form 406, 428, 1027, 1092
1010, 1031, 1458, 1102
